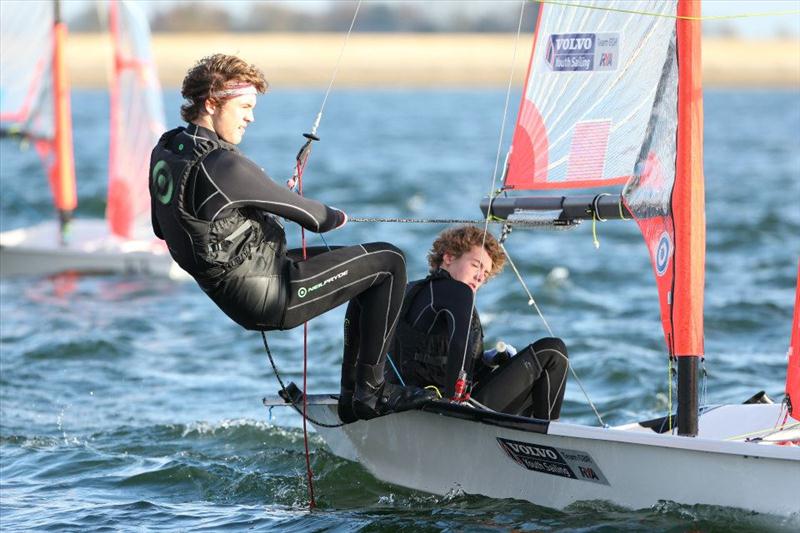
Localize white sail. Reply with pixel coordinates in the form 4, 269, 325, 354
0, 1, 54, 140
505, 0, 677, 190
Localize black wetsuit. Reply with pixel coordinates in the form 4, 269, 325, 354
391, 270, 569, 419
149, 124, 407, 382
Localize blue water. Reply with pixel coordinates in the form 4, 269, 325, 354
1, 88, 799, 531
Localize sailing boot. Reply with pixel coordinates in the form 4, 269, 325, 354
337, 362, 358, 424
352, 363, 436, 420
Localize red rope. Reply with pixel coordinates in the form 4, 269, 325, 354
295, 156, 316, 509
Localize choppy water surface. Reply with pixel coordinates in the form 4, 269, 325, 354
2, 88, 799, 531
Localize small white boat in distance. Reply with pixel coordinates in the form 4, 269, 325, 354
0, 219, 185, 279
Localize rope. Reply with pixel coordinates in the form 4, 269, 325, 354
261, 332, 344, 429
277, 1, 362, 510
309, 1, 362, 138
724, 421, 800, 442
667, 359, 673, 431
537, 0, 800, 21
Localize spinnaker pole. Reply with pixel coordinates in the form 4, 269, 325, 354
51, 0, 77, 243
674, 0, 705, 437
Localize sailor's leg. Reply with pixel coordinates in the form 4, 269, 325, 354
472, 337, 569, 419
281, 242, 433, 420
472, 349, 537, 416
337, 299, 361, 424
527, 337, 569, 420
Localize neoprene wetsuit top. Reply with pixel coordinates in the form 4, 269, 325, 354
391, 270, 486, 397
150, 123, 345, 330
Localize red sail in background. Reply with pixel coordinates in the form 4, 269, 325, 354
51, 16, 77, 217
107, 0, 166, 239
787, 262, 800, 421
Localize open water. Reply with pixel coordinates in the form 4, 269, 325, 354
1, 88, 799, 531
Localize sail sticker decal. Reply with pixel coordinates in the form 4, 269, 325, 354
544, 33, 619, 72
496, 438, 609, 485
655, 231, 673, 276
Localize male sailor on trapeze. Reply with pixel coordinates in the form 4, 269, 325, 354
148, 53, 435, 421
388, 225, 569, 419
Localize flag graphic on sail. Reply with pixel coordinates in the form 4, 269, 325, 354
503, 0, 704, 358
107, 0, 166, 239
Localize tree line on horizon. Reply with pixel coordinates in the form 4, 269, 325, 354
69, 2, 535, 33
67, 1, 775, 37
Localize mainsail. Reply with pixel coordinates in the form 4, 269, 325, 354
0, 0, 77, 231
107, 0, 166, 239
502, 0, 704, 433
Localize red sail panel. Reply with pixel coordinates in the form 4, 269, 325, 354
107, 0, 166, 239
505, 1, 678, 191
787, 261, 800, 421
672, 0, 704, 358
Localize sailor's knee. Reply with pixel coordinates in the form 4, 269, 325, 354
531, 337, 568, 359
364, 241, 404, 257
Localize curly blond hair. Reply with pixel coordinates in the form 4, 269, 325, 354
180, 54, 268, 122
427, 225, 505, 278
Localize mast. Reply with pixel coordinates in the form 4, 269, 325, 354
51, 0, 77, 242
674, 0, 705, 436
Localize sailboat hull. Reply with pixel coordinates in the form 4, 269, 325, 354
270, 397, 800, 516
0, 219, 187, 279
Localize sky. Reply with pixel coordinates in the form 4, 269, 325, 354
59, 0, 800, 38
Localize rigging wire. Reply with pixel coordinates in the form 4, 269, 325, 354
456, 0, 527, 401
349, 216, 569, 227
499, 242, 607, 428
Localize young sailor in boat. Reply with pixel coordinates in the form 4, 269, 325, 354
149, 54, 435, 420
388, 225, 569, 419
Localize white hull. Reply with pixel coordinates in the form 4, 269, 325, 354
0, 219, 188, 280
269, 396, 800, 516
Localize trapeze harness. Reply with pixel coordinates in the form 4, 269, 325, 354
390, 270, 485, 398
391, 270, 570, 418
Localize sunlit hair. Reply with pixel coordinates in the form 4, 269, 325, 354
180, 54, 268, 122
427, 225, 505, 278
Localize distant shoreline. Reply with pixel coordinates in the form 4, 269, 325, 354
66, 33, 800, 89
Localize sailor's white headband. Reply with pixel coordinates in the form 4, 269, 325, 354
211, 82, 257, 99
